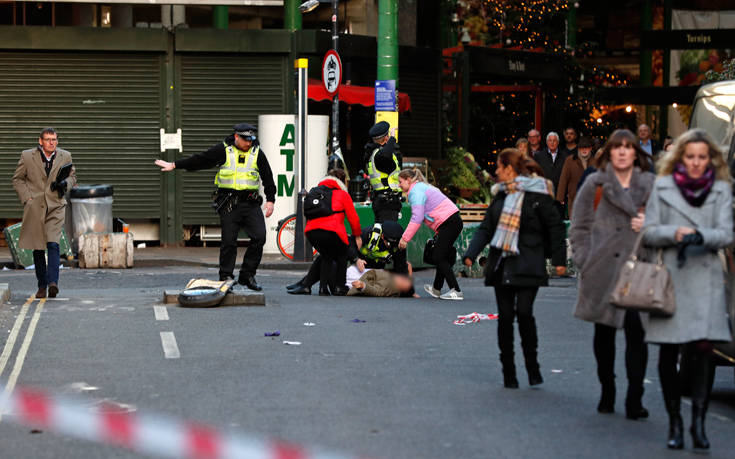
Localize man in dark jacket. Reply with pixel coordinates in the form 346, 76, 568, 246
286, 220, 409, 294
364, 121, 402, 222
533, 132, 568, 194
155, 123, 276, 290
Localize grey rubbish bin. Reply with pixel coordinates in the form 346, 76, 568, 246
70, 185, 114, 251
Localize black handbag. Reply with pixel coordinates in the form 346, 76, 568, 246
423, 236, 457, 265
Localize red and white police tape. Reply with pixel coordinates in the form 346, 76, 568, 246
0, 383, 371, 459
453, 312, 499, 325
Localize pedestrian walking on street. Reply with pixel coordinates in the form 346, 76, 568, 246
515, 138, 530, 159
397, 168, 464, 300
533, 132, 568, 195
556, 136, 595, 219
642, 129, 733, 450
562, 126, 579, 157
12, 128, 77, 299
570, 129, 654, 419
463, 149, 566, 388
364, 121, 402, 223
304, 169, 362, 296
154, 123, 276, 291
527, 129, 544, 156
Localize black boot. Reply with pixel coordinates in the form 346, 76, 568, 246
287, 280, 305, 290
501, 354, 519, 389
238, 274, 262, 291
498, 316, 518, 388
519, 315, 542, 386
287, 285, 311, 295
332, 286, 349, 296
666, 399, 684, 449
318, 283, 331, 296
597, 383, 615, 414
689, 349, 714, 450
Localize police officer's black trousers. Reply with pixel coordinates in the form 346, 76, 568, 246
371, 194, 401, 223
219, 199, 266, 280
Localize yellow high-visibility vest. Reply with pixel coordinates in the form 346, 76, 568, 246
214, 144, 260, 190
367, 148, 400, 192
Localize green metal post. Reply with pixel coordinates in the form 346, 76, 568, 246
377, 0, 399, 84
566, 1, 577, 50
284, 0, 302, 31
213, 6, 228, 29
640, 0, 652, 86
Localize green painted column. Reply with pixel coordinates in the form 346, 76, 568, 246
640, 0, 653, 86
284, 0, 302, 31
377, 0, 399, 83
213, 6, 228, 29
567, 1, 577, 50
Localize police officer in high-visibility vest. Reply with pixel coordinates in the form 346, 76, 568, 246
155, 123, 276, 291
286, 220, 410, 295
364, 121, 402, 222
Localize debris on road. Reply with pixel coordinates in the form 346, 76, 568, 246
453, 312, 499, 325
551, 369, 563, 373
283, 341, 302, 346
264, 331, 281, 337
303, 322, 316, 326
351, 319, 366, 323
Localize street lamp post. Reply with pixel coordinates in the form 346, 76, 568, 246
300, 0, 344, 170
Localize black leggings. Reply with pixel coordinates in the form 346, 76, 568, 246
306, 230, 349, 290
593, 310, 648, 407
433, 212, 463, 291
495, 286, 540, 366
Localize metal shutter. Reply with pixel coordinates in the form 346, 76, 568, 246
178, 54, 287, 225
0, 52, 163, 219
399, 64, 442, 159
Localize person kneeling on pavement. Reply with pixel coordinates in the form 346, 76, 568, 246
347, 269, 417, 298
287, 220, 409, 295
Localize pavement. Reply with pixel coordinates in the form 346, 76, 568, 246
0, 266, 733, 459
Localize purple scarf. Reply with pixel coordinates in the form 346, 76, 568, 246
672, 162, 715, 207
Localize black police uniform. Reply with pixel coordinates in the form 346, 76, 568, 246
174, 123, 276, 290
364, 121, 402, 223
287, 221, 408, 294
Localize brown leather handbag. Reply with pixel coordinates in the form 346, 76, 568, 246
609, 229, 676, 317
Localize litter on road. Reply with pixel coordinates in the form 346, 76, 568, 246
283, 341, 302, 346
303, 322, 316, 326
453, 312, 499, 325
351, 319, 366, 323
264, 331, 280, 337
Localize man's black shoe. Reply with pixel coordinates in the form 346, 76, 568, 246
286, 281, 304, 291
220, 274, 235, 282
287, 285, 311, 295
238, 275, 262, 291
332, 286, 349, 296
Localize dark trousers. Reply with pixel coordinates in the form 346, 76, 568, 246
306, 230, 349, 290
371, 193, 401, 223
33, 242, 60, 289
659, 343, 715, 415
219, 200, 266, 280
593, 310, 648, 408
433, 212, 463, 291
495, 286, 540, 372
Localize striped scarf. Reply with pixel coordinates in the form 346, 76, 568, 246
490, 175, 554, 257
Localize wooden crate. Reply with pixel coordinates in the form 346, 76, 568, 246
78, 232, 134, 269
459, 204, 488, 222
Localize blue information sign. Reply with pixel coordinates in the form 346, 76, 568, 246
374, 80, 397, 112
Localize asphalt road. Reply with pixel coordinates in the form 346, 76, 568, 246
0, 266, 733, 459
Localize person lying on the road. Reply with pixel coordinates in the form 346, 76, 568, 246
347, 269, 418, 298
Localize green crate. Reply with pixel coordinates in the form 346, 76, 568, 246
3, 222, 73, 268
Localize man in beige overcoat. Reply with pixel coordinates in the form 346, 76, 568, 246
12, 128, 76, 298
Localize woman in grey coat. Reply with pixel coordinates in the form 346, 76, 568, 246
570, 129, 655, 420
642, 129, 733, 450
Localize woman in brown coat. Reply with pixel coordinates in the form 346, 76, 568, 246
569, 129, 655, 419
556, 136, 595, 218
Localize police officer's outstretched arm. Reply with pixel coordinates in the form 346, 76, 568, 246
155, 142, 227, 172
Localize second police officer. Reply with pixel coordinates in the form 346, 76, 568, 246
155, 123, 276, 291
364, 121, 402, 222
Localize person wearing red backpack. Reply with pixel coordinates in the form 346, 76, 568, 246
304, 169, 362, 296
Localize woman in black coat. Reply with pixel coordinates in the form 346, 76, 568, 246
464, 149, 567, 388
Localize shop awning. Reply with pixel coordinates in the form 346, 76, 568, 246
308, 79, 412, 113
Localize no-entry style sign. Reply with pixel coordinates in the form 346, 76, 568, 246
322, 50, 342, 96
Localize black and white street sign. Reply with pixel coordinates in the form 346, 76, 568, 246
322, 50, 342, 96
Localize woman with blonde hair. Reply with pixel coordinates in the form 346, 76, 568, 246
397, 168, 464, 300
643, 128, 733, 450
515, 138, 530, 159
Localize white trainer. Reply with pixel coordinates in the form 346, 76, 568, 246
440, 289, 464, 300
423, 284, 441, 298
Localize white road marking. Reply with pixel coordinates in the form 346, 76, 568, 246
159, 332, 180, 359
1, 299, 46, 420
0, 296, 34, 379
153, 306, 169, 321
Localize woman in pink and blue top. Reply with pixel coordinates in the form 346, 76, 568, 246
397, 168, 464, 300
